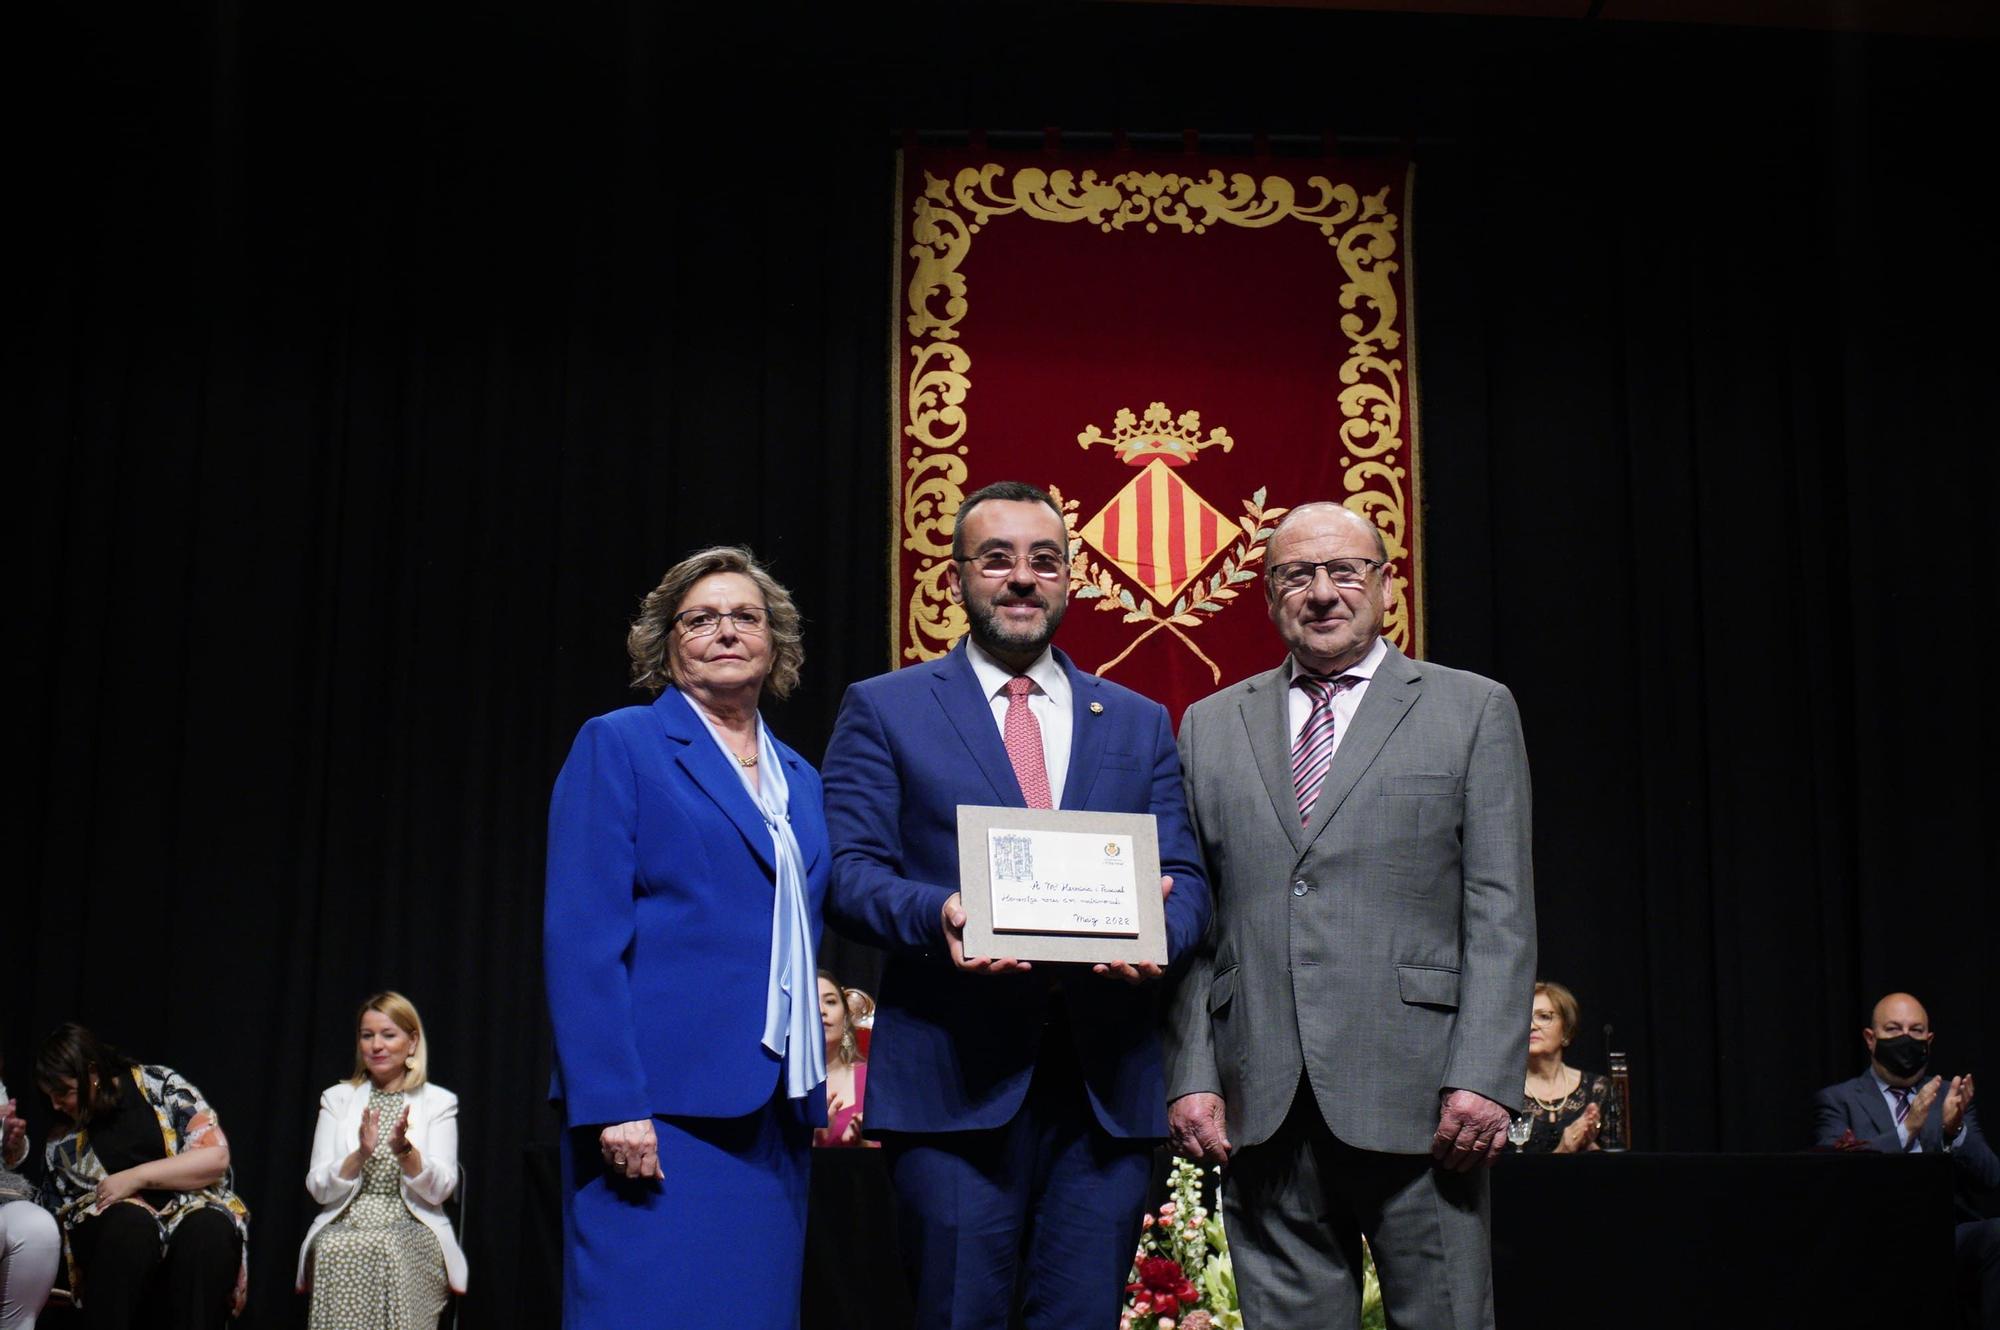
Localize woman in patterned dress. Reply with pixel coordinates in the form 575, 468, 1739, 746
33, 1023, 248, 1330
296, 992, 465, 1329
1517, 981, 1624, 1153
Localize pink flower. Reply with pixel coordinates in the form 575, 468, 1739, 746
1142, 1214, 1155, 1228
1180, 1313, 1216, 1330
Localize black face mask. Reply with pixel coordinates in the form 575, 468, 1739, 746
1873, 1033, 1930, 1080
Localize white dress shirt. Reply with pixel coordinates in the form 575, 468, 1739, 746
965, 638, 1073, 809
1286, 635, 1390, 759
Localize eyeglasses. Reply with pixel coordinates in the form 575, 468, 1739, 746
1268, 558, 1384, 593
955, 550, 1069, 580
673, 607, 768, 637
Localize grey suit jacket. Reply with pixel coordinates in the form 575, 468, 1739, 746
1166, 644, 1537, 1155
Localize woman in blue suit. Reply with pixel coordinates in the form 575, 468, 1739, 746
544, 546, 828, 1329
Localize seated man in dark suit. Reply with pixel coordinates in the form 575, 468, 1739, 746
1812, 991, 1997, 1327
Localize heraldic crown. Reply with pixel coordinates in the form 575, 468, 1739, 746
1077, 402, 1234, 468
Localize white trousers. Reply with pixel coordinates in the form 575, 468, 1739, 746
0, 1200, 59, 1330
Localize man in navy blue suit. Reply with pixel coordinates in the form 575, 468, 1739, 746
823, 481, 1211, 1330
1812, 992, 1998, 1326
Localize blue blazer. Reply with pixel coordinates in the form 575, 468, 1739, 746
822, 643, 1210, 1139
1812, 1068, 2000, 1221
544, 688, 829, 1130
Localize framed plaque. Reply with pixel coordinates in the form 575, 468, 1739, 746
955, 805, 1166, 965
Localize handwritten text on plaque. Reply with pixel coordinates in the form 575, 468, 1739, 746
986, 827, 1140, 937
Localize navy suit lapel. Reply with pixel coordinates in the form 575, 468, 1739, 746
654, 690, 776, 875
1304, 644, 1422, 845
932, 644, 1024, 805
1849, 1072, 1895, 1140
1057, 650, 1108, 811
1238, 663, 1308, 858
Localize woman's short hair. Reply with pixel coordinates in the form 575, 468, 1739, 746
817, 969, 862, 1068
625, 546, 804, 700
34, 1022, 125, 1125
1534, 980, 1580, 1045
348, 991, 430, 1090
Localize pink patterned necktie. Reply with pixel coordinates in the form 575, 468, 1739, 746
1003, 676, 1053, 809
1292, 673, 1360, 825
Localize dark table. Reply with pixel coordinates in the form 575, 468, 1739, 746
1491, 1151, 1954, 1324
522, 1145, 1956, 1329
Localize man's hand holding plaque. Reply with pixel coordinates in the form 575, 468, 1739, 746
941, 891, 1031, 974
1091, 875, 1172, 984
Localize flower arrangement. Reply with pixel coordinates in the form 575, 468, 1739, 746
1121, 1156, 1236, 1330
1121, 1156, 1384, 1330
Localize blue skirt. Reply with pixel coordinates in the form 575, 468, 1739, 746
560, 1092, 811, 1329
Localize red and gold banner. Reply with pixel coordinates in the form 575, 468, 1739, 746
891, 148, 1422, 721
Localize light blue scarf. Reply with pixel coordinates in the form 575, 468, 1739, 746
700, 709, 826, 1101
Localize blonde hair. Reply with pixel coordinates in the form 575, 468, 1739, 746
1533, 980, 1580, 1046
348, 990, 429, 1089
625, 546, 804, 700
818, 969, 863, 1068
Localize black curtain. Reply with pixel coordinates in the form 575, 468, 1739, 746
14, 4, 1993, 1326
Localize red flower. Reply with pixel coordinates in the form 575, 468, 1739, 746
1127, 1256, 1200, 1319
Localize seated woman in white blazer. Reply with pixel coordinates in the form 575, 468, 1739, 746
298, 992, 465, 1330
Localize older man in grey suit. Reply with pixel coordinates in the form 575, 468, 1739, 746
1166, 502, 1536, 1330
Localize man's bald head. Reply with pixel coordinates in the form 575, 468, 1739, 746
1262, 501, 1394, 675
1870, 992, 1929, 1032
1267, 502, 1388, 564
1862, 991, 1934, 1088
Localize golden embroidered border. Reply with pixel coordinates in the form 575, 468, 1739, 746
891, 156, 1422, 664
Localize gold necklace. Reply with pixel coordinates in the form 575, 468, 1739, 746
1527, 1066, 1576, 1117
736, 751, 758, 768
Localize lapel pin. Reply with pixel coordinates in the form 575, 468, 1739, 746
1089, 701, 1104, 714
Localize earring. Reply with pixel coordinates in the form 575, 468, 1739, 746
404, 1054, 418, 1069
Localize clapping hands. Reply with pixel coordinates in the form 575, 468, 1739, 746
1, 1097, 28, 1168
1905, 1073, 1976, 1140
387, 1105, 413, 1157
357, 1104, 410, 1157
1942, 1073, 1975, 1138
1556, 1102, 1603, 1154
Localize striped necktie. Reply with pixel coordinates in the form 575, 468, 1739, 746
1292, 673, 1360, 825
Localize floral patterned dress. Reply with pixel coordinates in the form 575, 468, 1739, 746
305, 1087, 447, 1330
40, 1064, 251, 1314
1520, 1069, 1625, 1153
